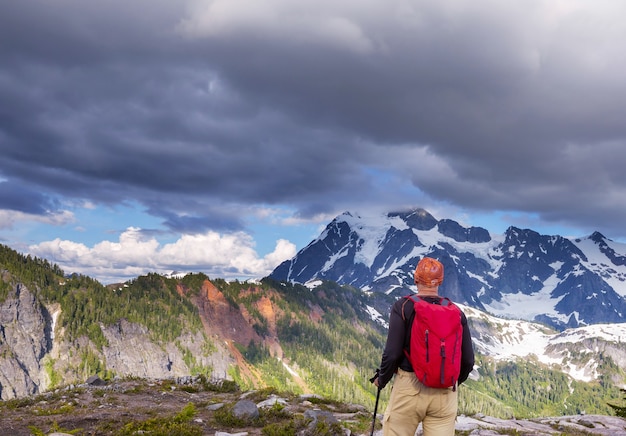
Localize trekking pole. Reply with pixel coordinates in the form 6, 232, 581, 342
370, 387, 381, 436
368, 368, 381, 436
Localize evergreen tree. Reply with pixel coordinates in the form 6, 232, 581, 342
609, 388, 626, 417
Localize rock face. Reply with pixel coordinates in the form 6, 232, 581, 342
0, 284, 50, 399
0, 276, 288, 399
0, 274, 292, 399
196, 280, 260, 347
0, 282, 233, 400
101, 319, 186, 378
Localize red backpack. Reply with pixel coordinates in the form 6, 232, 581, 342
403, 295, 463, 389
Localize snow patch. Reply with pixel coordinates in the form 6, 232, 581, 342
304, 279, 323, 290
463, 304, 626, 383
366, 305, 388, 329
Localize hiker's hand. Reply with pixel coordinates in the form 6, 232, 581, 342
369, 368, 380, 384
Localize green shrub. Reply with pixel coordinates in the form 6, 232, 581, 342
262, 421, 298, 436
28, 422, 81, 436
213, 404, 253, 427
115, 402, 201, 436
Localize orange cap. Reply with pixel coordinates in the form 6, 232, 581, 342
414, 257, 444, 286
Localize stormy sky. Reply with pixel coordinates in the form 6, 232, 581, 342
1, 0, 626, 283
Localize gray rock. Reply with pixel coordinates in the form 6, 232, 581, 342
453, 414, 626, 436
177, 375, 194, 385
301, 409, 344, 436
257, 394, 288, 409
233, 399, 259, 420
304, 409, 339, 424
303, 408, 340, 434
86, 375, 106, 386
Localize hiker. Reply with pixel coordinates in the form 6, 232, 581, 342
372, 257, 475, 436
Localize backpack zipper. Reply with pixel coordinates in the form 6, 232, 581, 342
440, 339, 446, 386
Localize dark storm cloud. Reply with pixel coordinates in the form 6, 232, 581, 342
0, 181, 56, 215
2, 0, 626, 238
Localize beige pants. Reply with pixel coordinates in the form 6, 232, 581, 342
382, 369, 457, 436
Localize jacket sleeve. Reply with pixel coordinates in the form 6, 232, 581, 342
377, 299, 407, 389
458, 311, 475, 385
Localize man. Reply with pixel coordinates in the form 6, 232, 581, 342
373, 257, 474, 436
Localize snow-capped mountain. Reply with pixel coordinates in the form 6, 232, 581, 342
461, 304, 626, 383
270, 208, 626, 330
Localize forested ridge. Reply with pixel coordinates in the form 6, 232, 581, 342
1, 243, 625, 419
0, 244, 204, 346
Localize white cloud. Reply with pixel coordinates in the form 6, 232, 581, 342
279, 212, 337, 226
28, 227, 296, 284
263, 239, 297, 266
0, 210, 75, 230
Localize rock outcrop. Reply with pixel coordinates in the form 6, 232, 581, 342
0, 284, 51, 399
0, 282, 233, 400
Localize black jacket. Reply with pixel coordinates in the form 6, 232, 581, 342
377, 294, 475, 390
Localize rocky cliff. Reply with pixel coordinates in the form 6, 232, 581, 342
0, 284, 50, 399
0, 275, 317, 401
0, 281, 236, 400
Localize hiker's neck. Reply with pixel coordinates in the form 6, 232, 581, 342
417, 285, 439, 297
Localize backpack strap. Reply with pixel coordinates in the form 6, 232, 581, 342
404, 294, 446, 313
439, 297, 453, 307
402, 294, 452, 330
401, 296, 413, 322
401, 296, 416, 353
402, 294, 443, 351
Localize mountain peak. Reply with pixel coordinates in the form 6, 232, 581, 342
388, 207, 438, 230
270, 208, 626, 330
590, 231, 607, 242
